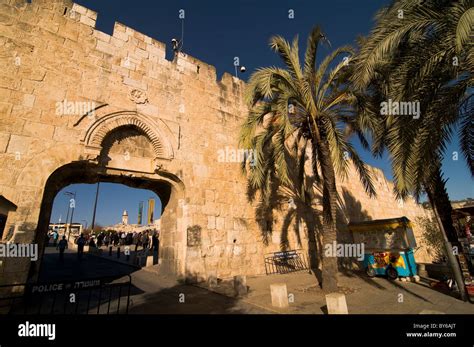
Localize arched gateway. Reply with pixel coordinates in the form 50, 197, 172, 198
0, 0, 432, 286
27, 109, 186, 280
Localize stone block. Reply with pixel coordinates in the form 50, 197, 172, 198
0, 133, 10, 153
207, 271, 217, 288
205, 189, 215, 202
113, 29, 129, 42
270, 283, 289, 308
22, 94, 35, 108
419, 309, 445, 314
93, 30, 110, 43
325, 293, 348, 314
134, 47, 149, 59
86, 9, 98, 20
22, 122, 54, 139
146, 255, 154, 267
96, 40, 116, 55
123, 77, 147, 91
6, 134, 31, 154
71, 3, 88, 15
233, 275, 247, 296
79, 15, 95, 28
207, 215, 216, 230
216, 217, 224, 230
0, 102, 13, 117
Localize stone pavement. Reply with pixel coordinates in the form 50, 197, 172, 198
84, 245, 466, 314
196, 271, 474, 314
124, 266, 270, 314
115, 267, 474, 314
87, 244, 149, 268
39, 246, 474, 314
39, 246, 138, 282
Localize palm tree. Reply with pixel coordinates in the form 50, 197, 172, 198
352, 0, 473, 300
240, 27, 376, 292
352, 0, 473, 199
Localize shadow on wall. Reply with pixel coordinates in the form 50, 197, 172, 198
248, 180, 373, 285
336, 188, 372, 271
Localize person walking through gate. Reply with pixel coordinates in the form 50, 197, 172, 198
152, 232, 159, 256
141, 231, 149, 253
152, 231, 159, 265
104, 233, 110, 247
77, 233, 86, 261
57, 235, 68, 262
52, 229, 59, 247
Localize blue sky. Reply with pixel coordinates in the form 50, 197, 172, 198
50, 0, 473, 227
50, 183, 161, 227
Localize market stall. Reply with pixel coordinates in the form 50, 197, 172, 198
348, 217, 418, 280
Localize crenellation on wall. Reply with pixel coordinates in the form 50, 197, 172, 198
112, 22, 166, 62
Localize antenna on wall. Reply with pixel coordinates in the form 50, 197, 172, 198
180, 14, 184, 51
172, 9, 185, 57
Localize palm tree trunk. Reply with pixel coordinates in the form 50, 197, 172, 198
425, 168, 467, 301
319, 140, 339, 293
427, 170, 458, 242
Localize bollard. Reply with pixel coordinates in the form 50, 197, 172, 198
136, 255, 142, 266
117, 247, 120, 258
233, 275, 248, 296
125, 246, 130, 262
146, 255, 154, 267
270, 283, 289, 308
325, 293, 348, 314
419, 309, 445, 314
208, 271, 218, 288
109, 246, 112, 256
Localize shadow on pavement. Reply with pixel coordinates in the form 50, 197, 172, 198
39, 246, 139, 282
340, 269, 387, 290
127, 280, 268, 314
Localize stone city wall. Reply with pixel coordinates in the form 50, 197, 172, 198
0, 0, 433, 286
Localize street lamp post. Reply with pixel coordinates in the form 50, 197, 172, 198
64, 197, 71, 237
91, 181, 101, 232
64, 191, 76, 242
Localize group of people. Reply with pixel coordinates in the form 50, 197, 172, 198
47, 229, 160, 263
93, 230, 159, 252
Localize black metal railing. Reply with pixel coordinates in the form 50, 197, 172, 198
264, 249, 309, 275
0, 275, 132, 315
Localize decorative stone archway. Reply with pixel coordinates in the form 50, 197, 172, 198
82, 111, 175, 162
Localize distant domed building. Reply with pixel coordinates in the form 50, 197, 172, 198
103, 210, 160, 234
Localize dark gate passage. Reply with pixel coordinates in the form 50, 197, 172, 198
264, 249, 309, 275
0, 275, 132, 314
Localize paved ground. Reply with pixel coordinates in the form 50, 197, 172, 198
38, 247, 474, 314
117, 267, 474, 314
196, 271, 474, 314
38, 246, 268, 314
125, 267, 269, 314
39, 246, 138, 282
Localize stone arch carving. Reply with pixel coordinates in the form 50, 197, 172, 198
83, 111, 174, 160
